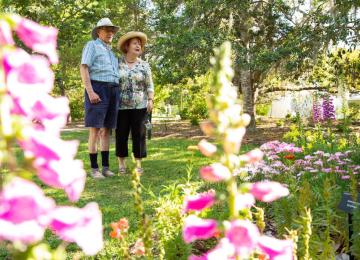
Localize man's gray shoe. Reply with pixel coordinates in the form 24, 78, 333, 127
102, 167, 115, 177
91, 168, 105, 179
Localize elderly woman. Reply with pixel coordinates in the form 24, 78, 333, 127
116, 31, 154, 174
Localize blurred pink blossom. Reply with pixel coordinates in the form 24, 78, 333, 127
34, 159, 86, 202
200, 163, 231, 182
50, 203, 103, 256
190, 238, 236, 260
235, 193, 255, 210
131, 239, 145, 256
225, 220, 260, 257
0, 177, 55, 244
239, 148, 264, 164
19, 131, 78, 161
3, 49, 54, 95
14, 16, 58, 63
184, 190, 216, 212
257, 236, 293, 260
198, 139, 217, 157
250, 181, 289, 202
183, 215, 218, 243
0, 19, 14, 45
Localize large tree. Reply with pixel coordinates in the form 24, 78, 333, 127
151, 0, 359, 128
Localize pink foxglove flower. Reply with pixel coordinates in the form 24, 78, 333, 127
190, 238, 236, 260
250, 181, 289, 202
19, 131, 78, 161
3, 49, 54, 95
0, 177, 55, 244
225, 220, 260, 257
183, 215, 218, 243
34, 159, 86, 202
200, 163, 231, 182
50, 203, 103, 256
0, 19, 14, 45
239, 148, 264, 164
198, 139, 217, 157
14, 16, 58, 64
257, 236, 293, 260
184, 190, 216, 212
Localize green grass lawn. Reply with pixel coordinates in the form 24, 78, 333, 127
0, 129, 256, 259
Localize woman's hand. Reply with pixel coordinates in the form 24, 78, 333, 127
147, 99, 153, 113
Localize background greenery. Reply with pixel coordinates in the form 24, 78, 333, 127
1, 0, 359, 126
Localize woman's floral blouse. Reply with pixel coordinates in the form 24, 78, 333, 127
118, 57, 154, 110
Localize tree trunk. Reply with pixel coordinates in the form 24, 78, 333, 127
240, 32, 256, 129
240, 69, 255, 129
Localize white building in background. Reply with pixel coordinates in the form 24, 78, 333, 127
268, 90, 360, 119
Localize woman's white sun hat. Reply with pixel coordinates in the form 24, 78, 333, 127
91, 18, 119, 40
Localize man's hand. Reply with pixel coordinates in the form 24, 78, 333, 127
88, 91, 101, 104
147, 99, 153, 113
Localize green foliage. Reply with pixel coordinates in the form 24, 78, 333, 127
255, 103, 271, 116
157, 73, 212, 125
309, 49, 360, 93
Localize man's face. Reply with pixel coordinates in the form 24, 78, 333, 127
97, 27, 115, 44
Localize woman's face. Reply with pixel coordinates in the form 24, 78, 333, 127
127, 38, 142, 56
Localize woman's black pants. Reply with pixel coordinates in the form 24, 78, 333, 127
115, 108, 147, 159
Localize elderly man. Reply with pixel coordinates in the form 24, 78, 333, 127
80, 18, 120, 178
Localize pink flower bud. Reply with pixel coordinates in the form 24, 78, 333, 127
239, 149, 264, 164
200, 163, 231, 182
184, 190, 216, 212
198, 139, 217, 157
250, 181, 289, 202
200, 120, 215, 136
183, 215, 218, 243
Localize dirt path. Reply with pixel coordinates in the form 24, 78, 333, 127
63, 119, 289, 145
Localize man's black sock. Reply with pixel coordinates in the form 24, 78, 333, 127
101, 151, 109, 167
89, 153, 98, 169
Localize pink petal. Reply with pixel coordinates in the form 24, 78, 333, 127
183, 215, 218, 243
225, 220, 260, 257
190, 238, 236, 260
239, 149, 264, 164
14, 16, 58, 64
198, 139, 217, 157
3, 49, 54, 95
34, 159, 86, 202
200, 163, 231, 182
0, 20, 14, 45
50, 203, 103, 255
19, 130, 78, 161
258, 236, 293, 260
250, 181, 289, 202
0, 177, 55, 244
184, 190, 216, 212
